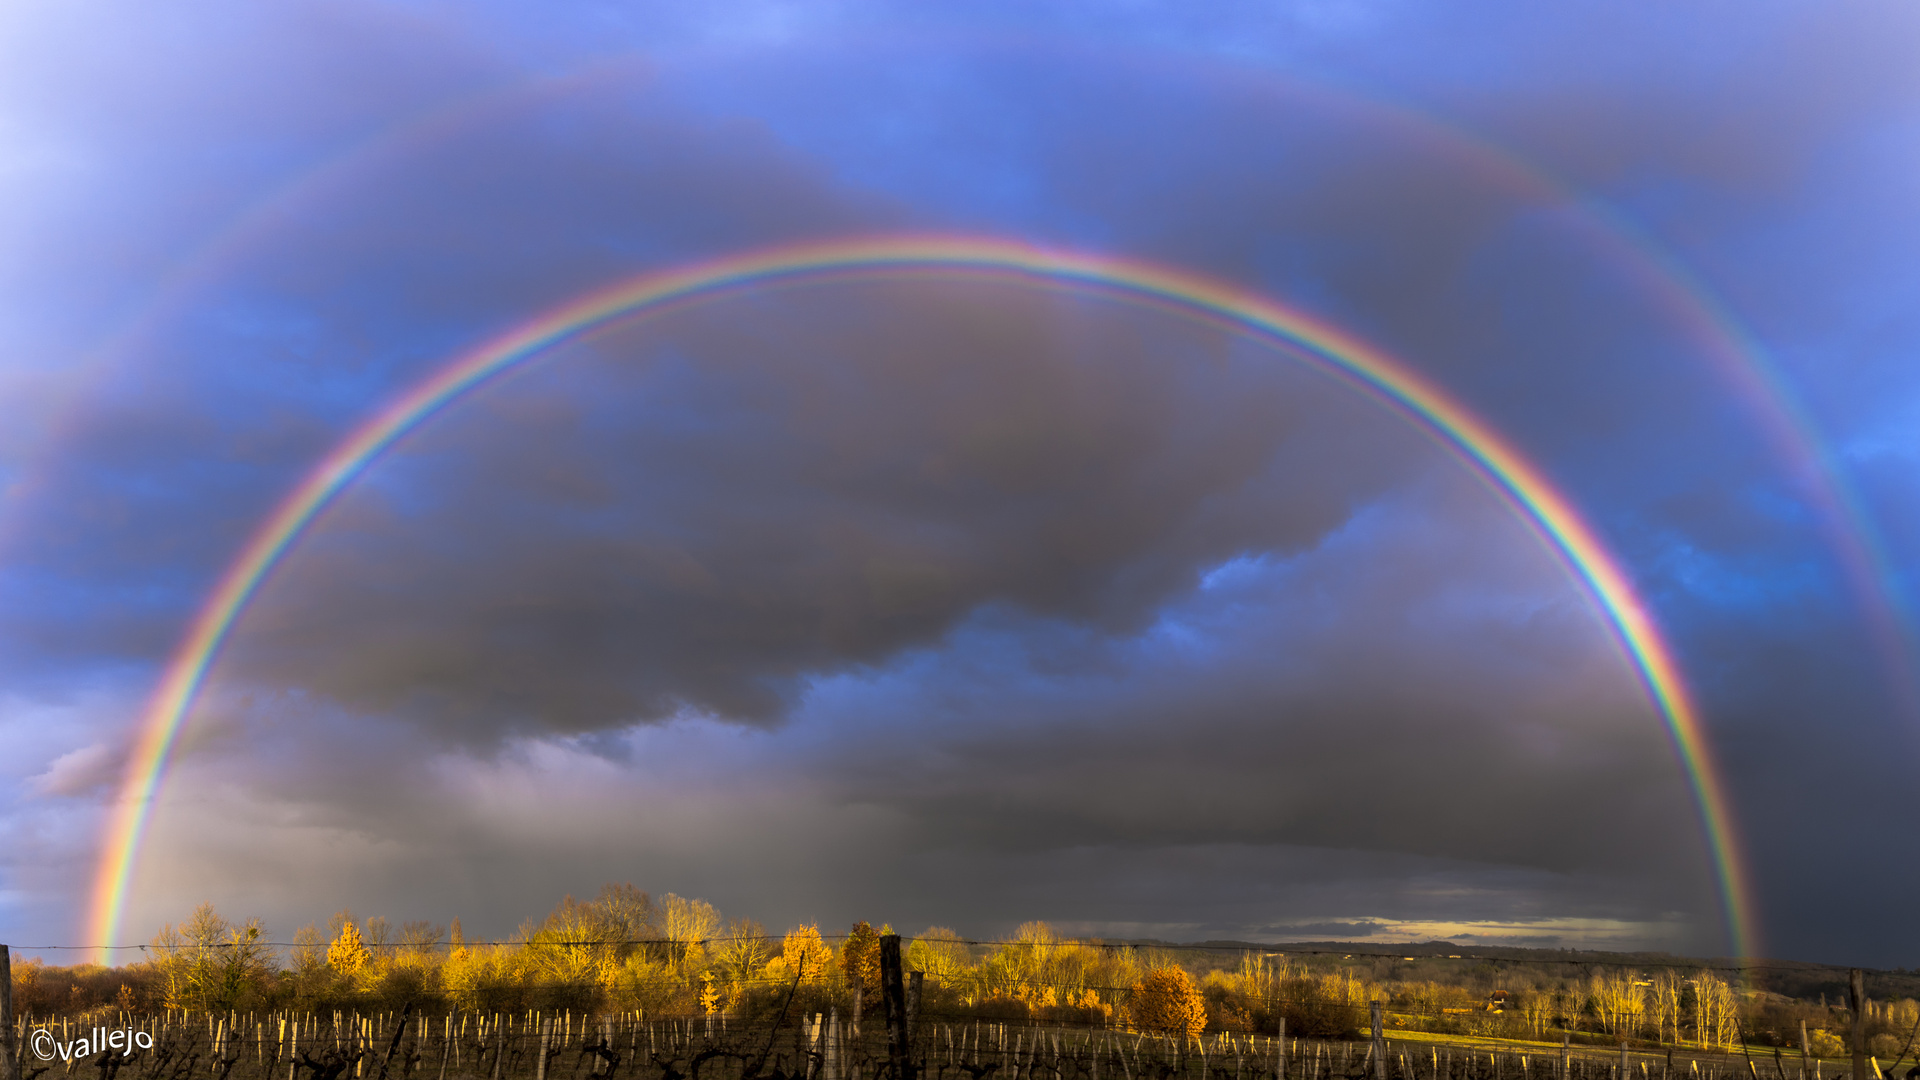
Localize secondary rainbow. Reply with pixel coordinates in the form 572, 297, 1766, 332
88, 234, 1756, 961
16, 58, 1903, 718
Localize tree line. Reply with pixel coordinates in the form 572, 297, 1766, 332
11, 886, 1916, 1058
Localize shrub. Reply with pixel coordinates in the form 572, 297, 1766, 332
1129, 967, 1207, 1040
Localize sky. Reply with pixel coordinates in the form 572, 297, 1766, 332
2, 0, 1918, 968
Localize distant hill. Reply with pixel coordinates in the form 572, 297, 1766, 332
1100, 938, 1920, 1003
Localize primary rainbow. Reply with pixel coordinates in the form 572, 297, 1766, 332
88, 234, 1755, 961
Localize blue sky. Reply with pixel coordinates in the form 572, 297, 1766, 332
2, 0, 1917, 966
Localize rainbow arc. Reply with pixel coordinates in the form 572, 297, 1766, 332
88, 235, 1755, 962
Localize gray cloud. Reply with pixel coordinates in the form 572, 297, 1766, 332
29, 741, 124, 798
0, 39, 900, 683
218, 282, 1414, 737
131, 434, 1718, 953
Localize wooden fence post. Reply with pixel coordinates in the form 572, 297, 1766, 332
1371, 1003, 1385, 1080
881, 936, 911, 1080
828, 1007, 840, 1080
1848, 971, 1867, 1080
0, 944, 15, 1080
907, 972, 923, 1053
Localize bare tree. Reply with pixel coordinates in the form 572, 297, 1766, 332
1695, 972, 1740, 1051
660, 894, 722, 974
151, 903, 272, 1011
1651, 971, 1686, 1044
402, 922, 445, 956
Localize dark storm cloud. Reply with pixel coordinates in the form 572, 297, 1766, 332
131, 384, 1719, 949
217, 284, 1423, 738
674, 40, 1862, 678
133, 480, 1717, 951
801, 484, 1709, 900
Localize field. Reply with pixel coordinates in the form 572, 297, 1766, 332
18, 1008, 1885, 1080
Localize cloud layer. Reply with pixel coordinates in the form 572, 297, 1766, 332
2, 0, 1917, 965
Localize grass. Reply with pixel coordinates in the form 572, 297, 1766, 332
1377, 1027, 1918, 1072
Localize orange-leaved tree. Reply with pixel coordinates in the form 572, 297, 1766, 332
764, 924, 834, 984
1127, 966, 1207, 1039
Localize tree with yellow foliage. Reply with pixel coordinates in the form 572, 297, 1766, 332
987, 922, 1055, 1006
525, 894, 624, 1006
1807, 1029, 1846, 1058
328, 914, 371, 979
764, 925, 834, 983
1128, 967, 1207, 1040
444, 940, 532, 1013
906, 928, 970, 984
841, 921, 883, 1008
1069, 987, 1112, 1023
